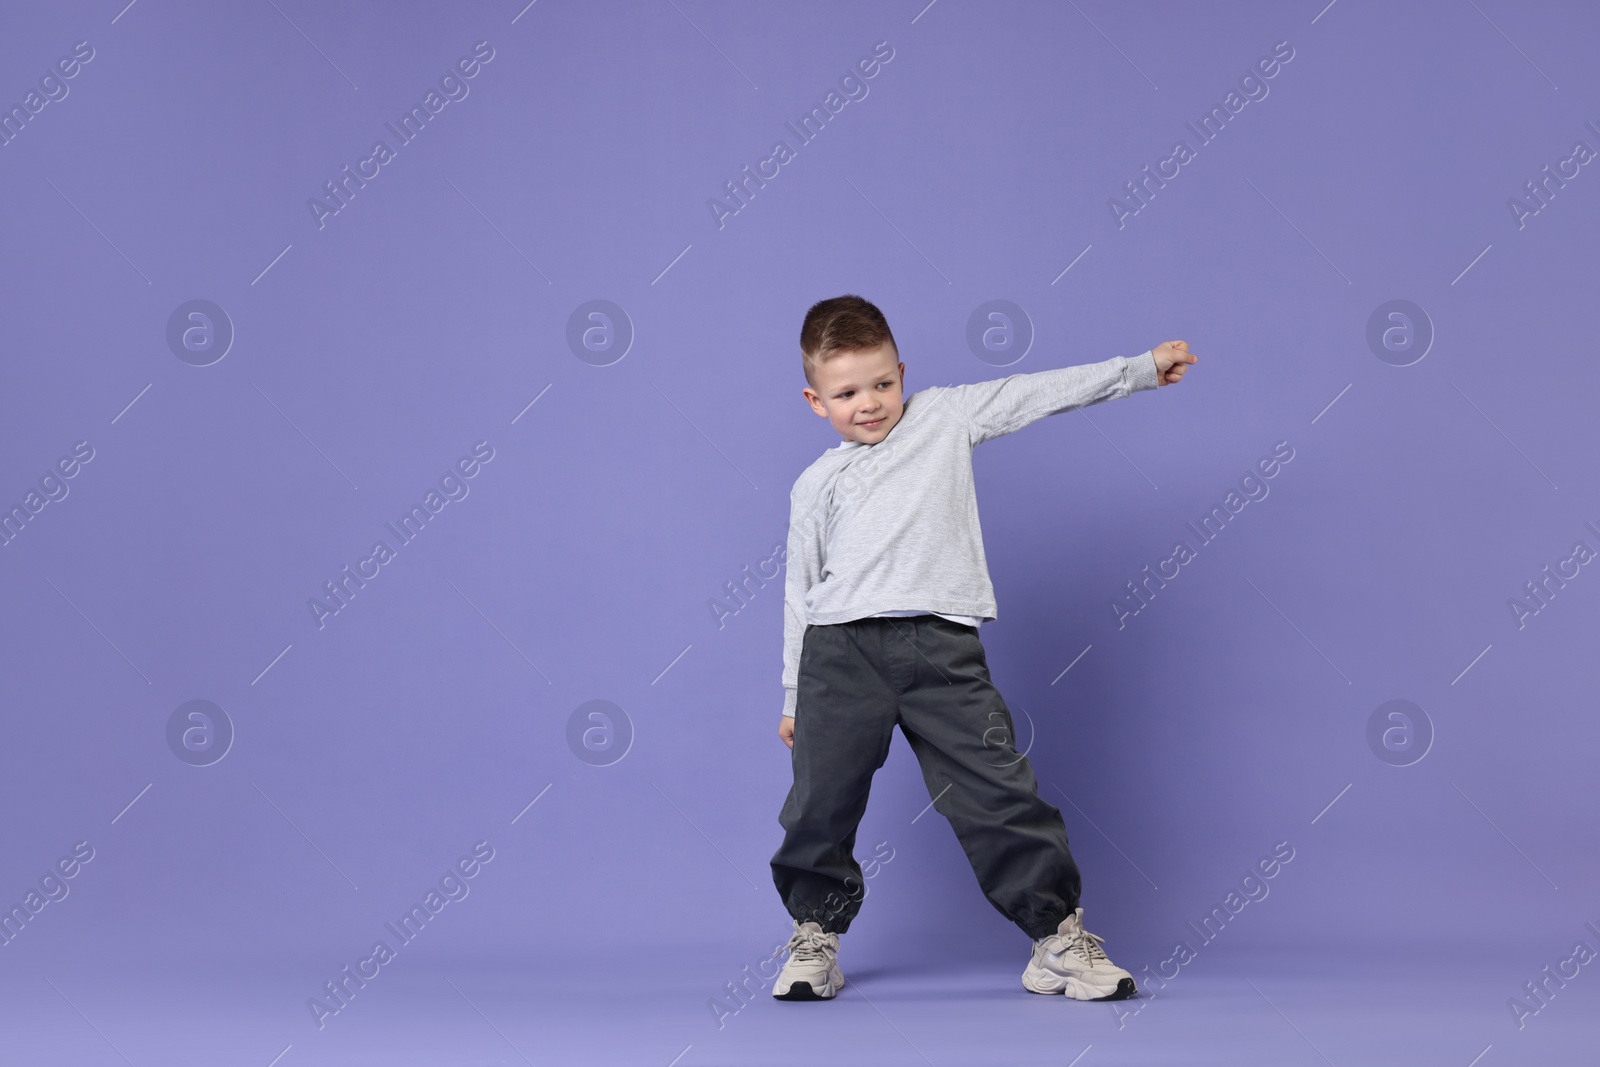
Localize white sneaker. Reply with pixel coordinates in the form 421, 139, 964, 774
771, 920, 844, 1000
1021, 907, 1137, 1000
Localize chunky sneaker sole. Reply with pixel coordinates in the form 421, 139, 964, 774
1021, 960, 1136, 1000
772, 966, 845, 1001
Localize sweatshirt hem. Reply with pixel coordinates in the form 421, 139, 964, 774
806, 603, 998, 626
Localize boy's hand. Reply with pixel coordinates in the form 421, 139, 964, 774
1152, 340, 1197, 385
778, 715, 795, 749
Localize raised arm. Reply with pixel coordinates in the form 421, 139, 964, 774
951, 350, 1159, 447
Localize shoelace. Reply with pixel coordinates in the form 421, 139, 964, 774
1045, 925, 1111, 965
785, 926, 834, 962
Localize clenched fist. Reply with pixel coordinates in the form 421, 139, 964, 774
1152, 340, 1198, 385
778, 715, 795, 749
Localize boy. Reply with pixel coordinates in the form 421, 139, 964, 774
768, 294, 1195, 1002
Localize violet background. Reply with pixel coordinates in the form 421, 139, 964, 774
2, 1, 1596, 1064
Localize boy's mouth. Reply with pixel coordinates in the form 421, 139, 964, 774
858, 418, 884, 428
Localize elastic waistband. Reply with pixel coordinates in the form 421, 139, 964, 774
832, 613, 939, 627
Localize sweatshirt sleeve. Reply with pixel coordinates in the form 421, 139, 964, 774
781, 482, 825, 717
951, 351, 1159, 448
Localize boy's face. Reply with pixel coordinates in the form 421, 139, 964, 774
802, 342, 906, 445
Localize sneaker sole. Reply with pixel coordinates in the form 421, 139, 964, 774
772, 979, 840, 1001
1092, 977, 1138, 1001
1023, 968, 1138, 1001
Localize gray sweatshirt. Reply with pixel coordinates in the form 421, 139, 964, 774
780, 350, 1160, 717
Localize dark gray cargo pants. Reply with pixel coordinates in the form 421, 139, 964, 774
770, 614, 1082, 939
